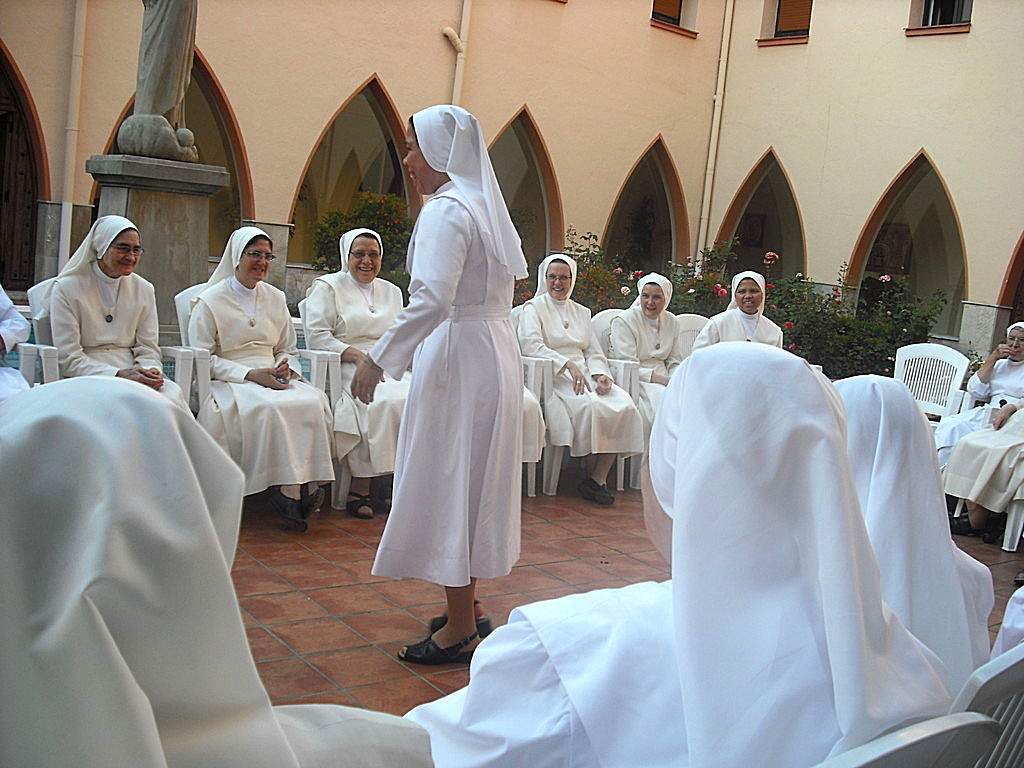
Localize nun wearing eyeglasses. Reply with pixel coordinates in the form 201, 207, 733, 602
189, 226, 334, 531
26, 215, 187, 409
350, 105, 526, 666
691, 270, 783, 350
518, 253, 644, 506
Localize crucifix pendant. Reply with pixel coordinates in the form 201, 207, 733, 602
248, 318, 256, 327
563, 321, 569, 329
104, 314, 113, 323
655, 342, 661, 349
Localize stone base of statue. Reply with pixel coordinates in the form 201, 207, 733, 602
86, 153, 229, 344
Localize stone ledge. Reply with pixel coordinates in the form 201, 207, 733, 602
86, 154, 229, 196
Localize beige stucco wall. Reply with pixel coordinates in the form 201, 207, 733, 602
709, 0, 1024, 307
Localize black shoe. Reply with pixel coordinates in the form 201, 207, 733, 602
428, 614, 494, 639
982, 514, 1007, 545
345, 492, 375, 519
579, 478, 614, 506
270, 490, 308, 532
300, 484, 325, 518
399, 631, 479, 665
950, 516, 981, 537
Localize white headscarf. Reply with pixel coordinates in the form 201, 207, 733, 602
649, 343, 951, 767
834, 374, 994, 688
26, 215, 137, 320
338, 227, 383, 274
531, 253, 577, 302
1008, 322, 1024, 337
207, 225, 272, 286
630, 272, 673, 312
412, 104, 528, 280
0, 377, 432, 767
727, 269, 766, 314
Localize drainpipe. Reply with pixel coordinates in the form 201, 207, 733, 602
695, 0, 736, 261
58, 0, 88, 270
442, 0, 472, 105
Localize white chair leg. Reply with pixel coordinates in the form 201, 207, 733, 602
953, 497, 965, 518
629, 453, 642, 490
525, 461, 537, 498
1002, 504, 1024, 552
331, 459, 352, 510
543, 445, 564, 496
615, 454, 626, 492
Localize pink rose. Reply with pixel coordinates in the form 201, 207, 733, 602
783, 321, 795, 330
715, 286, 728, 298
879, 274, 892, 282
787, 342, 798, 352
763, 251, 779, 265
631, 270, 645, 280
620, 286, 631, 296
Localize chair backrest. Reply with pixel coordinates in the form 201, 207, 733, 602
675, 313, 710, 360
174, 283, 208, 346
949, 642, 1024, 768
590, 308, 622, 357
812, 712, 1000, 768
26, 277, 55, 345
893, 343, 970, 418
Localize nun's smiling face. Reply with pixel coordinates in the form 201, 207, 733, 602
545, 261, 573, 300
403, 123, 449, 196
347, 234, 382, 284
734, 278, 763, 315
98, 229, 142, 278
235, 236, 274, 289
641, 284, 666, 319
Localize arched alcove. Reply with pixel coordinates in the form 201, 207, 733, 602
998, 230, 1024, 323
289, 76, 416, 264
714, 149, 805, 279
0, 39, 50, 291
849, 152, 966, 338
97, 50, 253, 259
489, 106, 563, 269
603, 137, 688, 273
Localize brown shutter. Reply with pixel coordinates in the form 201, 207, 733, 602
652, 0, 682, 23
776, 0, 812, 35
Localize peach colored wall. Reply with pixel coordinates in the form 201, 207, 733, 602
709, 0, 1024, 305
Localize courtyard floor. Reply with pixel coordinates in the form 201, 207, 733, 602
234, 470, 1022, 717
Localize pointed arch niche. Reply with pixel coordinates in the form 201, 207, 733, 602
98, 50, 253, 259
998, 231, 1024, 323
289, 76, 416, 264
603, 137, 688, 273
849, 152, 966, 338
0, 38, 50, 291
488, 107, 563, 269
715, 149, 805, 279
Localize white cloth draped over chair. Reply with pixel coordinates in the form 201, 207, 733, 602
835, 374, 994, 690
0, 377, 433, 768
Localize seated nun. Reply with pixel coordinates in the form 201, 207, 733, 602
835, 374, 994, 690
518, 253, 643, 506
934, 322, 1024, 467
304, 227, 545, 517
608, 272, 682, 446
0, 377, 433, 768
189, 226, 334, 531
0, 282, 30, 403
408, 343, 952, 768
992, 586, 1024, 659
690, 269, 783, 350
26, 215, 188, 409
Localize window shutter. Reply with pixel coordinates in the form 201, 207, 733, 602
776, 0, 812, 35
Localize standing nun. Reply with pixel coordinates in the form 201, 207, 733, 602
691, 269, 783, 350
351, 105, 527, 664
0, 283, 30, 403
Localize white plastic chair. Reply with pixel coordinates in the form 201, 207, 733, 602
12, 304, 59, 386
592, 308, 642, 491
812, 712, 1000, 768
894, 343, 970, 421
949, 635, 1024, 767
23, 278, 193, 400
951, 496, 1024, 553
675, 313, 710, 360
510, 303, 553, 497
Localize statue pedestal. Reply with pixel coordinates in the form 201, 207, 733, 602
86, 154, 229, 343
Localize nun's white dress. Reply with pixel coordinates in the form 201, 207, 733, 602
0, 377, 433, 768
836, 375, 994, 689
692, 270, 783, 351
190, 277, 335, 495
943, 409, 1024, 516
408, 344, 952, 768
992, 586, 1024, 659
519, 291, 643, 458
0, 286, 29, 403
304, 271, 410, 476
370, 182, 523, 586
49, 267, 188, 409
934, 358, 1024, 466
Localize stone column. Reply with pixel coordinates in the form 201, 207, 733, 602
959, 300, 1012, 357
86, 154, 228, 343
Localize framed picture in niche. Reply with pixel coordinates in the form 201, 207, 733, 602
739, 212, 765, 247
867, 222, 913, 275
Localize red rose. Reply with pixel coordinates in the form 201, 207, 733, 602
783, 321, 795, 330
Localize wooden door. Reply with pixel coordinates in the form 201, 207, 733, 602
0, 63, 38, 291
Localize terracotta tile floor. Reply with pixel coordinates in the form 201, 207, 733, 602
235, 472, 1023, 717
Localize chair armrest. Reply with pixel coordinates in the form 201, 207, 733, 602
16, 342, 59, 385
191, 347, 211, 408
521, 355, 552, 401
607, 359, 640, 402
296, 348, 337, 392
161, 346, 194, 404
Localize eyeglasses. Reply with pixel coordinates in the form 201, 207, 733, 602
546, 275, 572, 283
349, 250, 381, 260
111, 244, 144, 256
243, 251, 276, 261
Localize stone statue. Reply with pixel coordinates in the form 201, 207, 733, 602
117, 0, 200, 163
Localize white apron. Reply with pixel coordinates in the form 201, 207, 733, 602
190, 279, 335, 495
370, 186, 523, 586
943, 408, 1024, 514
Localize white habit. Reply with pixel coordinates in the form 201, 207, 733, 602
0, 284, 29, 403
0, 377, 433, 768
409, 344, 951, 768
836, 375, 994, 689
992, 586, 1024, 659
943, 407, 1024, 516
691, 270, 783, 351
369, 105, 526, 587
608, 272, 683, 446
190, 227, 334, 495
518, 254, 643, 458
